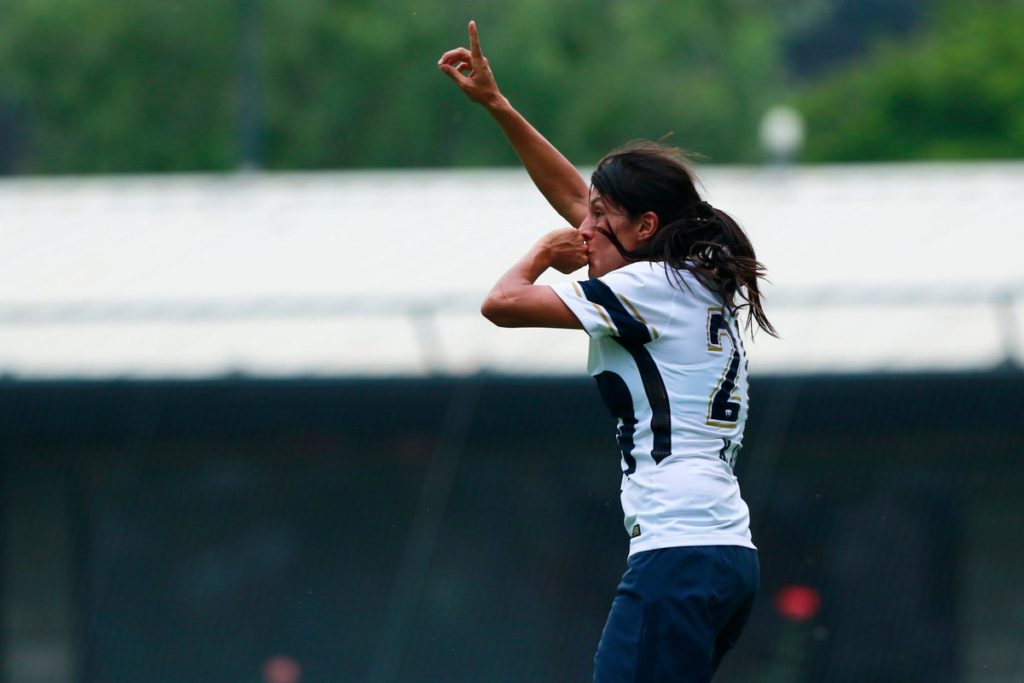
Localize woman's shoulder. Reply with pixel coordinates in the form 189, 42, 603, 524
596, 262, 668, 298
603, 260, 664, 283
606, 261, 715, 298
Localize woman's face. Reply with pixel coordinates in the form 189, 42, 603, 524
578, 189, 645, 278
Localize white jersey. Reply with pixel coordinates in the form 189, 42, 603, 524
550, 261, 755, 555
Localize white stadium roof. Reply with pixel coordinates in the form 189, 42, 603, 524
1, 163, 1021, 378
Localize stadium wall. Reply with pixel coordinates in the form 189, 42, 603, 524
1, 372, 1022, 683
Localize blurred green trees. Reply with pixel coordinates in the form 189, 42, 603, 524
798, 0, 1024, 160
0, 0, 237, 172
0, 0, 1020, 173
0, 0, 783, 171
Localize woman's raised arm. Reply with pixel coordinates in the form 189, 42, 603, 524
438, 21, 589, 227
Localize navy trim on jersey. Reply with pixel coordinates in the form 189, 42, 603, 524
594, 371, 639, 475
617, 339, 673, 463
580, 278, 673, 464
579, 279, 651, 344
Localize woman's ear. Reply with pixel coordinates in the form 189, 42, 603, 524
637, 211, 659, 241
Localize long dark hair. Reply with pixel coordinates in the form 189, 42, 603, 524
590, 142, 777, 337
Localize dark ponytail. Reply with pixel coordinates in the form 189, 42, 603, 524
591, 143, 777, 337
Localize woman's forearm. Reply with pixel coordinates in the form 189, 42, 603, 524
485, 96, 589, 227
439, 21, 589, 227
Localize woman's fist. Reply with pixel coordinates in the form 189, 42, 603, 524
539, 228, 588, 274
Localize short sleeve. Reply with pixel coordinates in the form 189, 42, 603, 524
548, 262, 672, 342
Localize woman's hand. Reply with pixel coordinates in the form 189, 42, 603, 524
438, 21, 503, 109
539, 228, 588, 274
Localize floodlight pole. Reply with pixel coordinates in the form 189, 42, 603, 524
237, 0, 265, 170
994, 290, 1022, 370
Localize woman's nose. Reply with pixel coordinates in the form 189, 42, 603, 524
579, 217, 594, 239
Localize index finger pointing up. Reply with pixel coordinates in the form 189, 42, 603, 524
469, 20, 483, 59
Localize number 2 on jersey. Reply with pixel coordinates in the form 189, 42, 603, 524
706, 307, 742, 427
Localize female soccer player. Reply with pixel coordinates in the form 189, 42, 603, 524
439, 21, 776, 683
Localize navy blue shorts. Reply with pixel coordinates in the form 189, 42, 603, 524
593, 545, 759, 683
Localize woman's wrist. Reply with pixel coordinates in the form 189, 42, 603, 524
483, 93, 511, 115
518, 242, 553, 282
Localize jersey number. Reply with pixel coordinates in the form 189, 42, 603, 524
706, 307, 742, 427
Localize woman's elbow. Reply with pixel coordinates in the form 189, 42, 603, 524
481, 294, 517, 327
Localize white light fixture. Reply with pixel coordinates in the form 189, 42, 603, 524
759, 105, 805, 164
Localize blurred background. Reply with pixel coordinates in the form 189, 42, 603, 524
1, 1, 1022, 682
